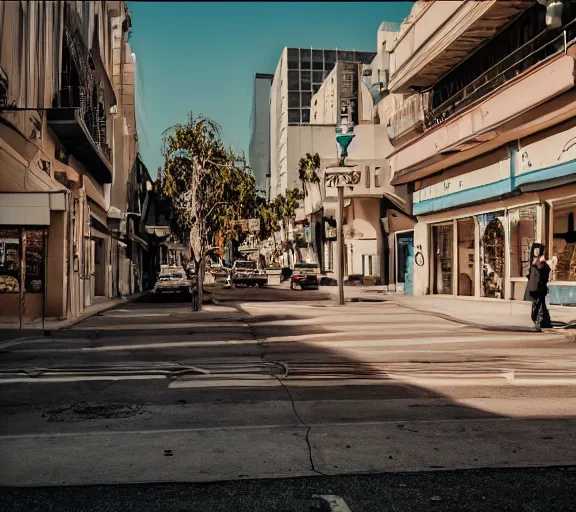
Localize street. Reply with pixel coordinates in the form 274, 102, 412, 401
1, 285, 576, 510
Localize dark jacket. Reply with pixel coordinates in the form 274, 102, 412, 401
527, 260, 551, 295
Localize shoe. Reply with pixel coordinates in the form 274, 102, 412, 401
534, 324, 542, 332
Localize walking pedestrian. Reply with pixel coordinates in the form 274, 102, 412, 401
526, 243, 552, 331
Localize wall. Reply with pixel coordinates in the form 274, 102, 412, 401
518, 117, 576, 175
46, 210, 66, 317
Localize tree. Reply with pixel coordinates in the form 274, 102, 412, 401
161, 112, 257, 309
298, 152, 321, 195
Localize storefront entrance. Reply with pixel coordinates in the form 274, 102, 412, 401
478, 212, 506, 299
0, 227, 47, 319
432, 224, 454, 295
550, 200, 576, 305
396, 231, 414, 295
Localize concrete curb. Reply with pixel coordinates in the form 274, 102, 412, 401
59, 292, 148, 330
348, 290, 576, 340
0, 292, 148, 350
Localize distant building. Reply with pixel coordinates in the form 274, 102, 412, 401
269, 47, 376, 198
249, 73, 273, 200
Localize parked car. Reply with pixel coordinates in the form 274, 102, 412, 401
231, 260, 267, 287
290, 263, 320, 290
153, 265, 198, 300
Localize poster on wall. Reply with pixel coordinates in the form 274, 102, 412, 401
0, 228, 21, 293
25, 229, 45, 293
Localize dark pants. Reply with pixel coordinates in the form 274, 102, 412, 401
530, 292, 552, 330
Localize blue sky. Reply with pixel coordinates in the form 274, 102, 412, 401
128, 2, 413, 178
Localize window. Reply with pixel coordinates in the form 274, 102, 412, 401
301, 92, 311, 108
433, 224, 454, 295
374, 167, 381, 187
288, 109, 300, 123
364, 166, 370, 188
312, 49, 324, 70
552, 208, 576, 282
288, 70, 299, 90
478, 212, 506, 299
300, 71, 311, 91
301, 109, 310, 123
300, 48, 311, 68
313, 71, 324, 83
509, 206, 537, 278
287, 48, 299, 69
0, 228, 21, 294
288, 91, 300, 108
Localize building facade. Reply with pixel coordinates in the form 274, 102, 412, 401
269, 47, 376, 199
249, 73, 273, 200
304, 29, 413, 287
0, 1, 145, 321
384, 0, 576, 303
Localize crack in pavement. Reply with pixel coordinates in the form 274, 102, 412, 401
237, 306, 326, 477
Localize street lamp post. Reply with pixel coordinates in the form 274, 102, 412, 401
324, 114, 360, 306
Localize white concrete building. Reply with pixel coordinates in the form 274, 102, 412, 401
306, 44, 413, 286
269, 47, 376, 199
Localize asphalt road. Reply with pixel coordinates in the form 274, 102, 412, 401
2, 467, 576, 511
2, 284, 576, 510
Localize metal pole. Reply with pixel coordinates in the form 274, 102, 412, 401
337, 186, 345, 306
42, 229, 47, 333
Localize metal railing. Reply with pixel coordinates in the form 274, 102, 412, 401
54, 84, 111, 163
424, 21, 576, 129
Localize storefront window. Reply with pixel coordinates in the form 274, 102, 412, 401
25, 230, 46, 293
552, 209, 576, 282
509, 206, 537, 278
0, 228, 21, 293
478, 212, 505, 299
457, 218, 475, 296
433, 224, 453, 295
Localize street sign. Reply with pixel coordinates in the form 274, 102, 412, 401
236, 218, 261, 233
324, 167, 361, 188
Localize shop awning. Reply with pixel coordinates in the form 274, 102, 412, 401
0, 192, 66, 226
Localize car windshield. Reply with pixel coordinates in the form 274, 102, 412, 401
236, 261, 256, 270
294, 263, 318, 270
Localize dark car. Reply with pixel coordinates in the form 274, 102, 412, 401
290, 263, 319, 290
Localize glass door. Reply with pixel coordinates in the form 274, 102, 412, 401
457, 218, 475, 296
433, 224, 454, 295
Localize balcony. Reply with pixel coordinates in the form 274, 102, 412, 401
385, 92, 428, 145
424, 18, 576, 130
389, 1, 532, 94
48, 86, 113, 184
390, 53, 576, 185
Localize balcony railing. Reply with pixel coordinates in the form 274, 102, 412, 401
54, 85, 112, 163
424, 21, 576, 130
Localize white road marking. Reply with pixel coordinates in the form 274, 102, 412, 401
314, 495, 353, 512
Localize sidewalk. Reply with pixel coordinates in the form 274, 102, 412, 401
325, 285, 576, 334
0, 292, 147, 344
